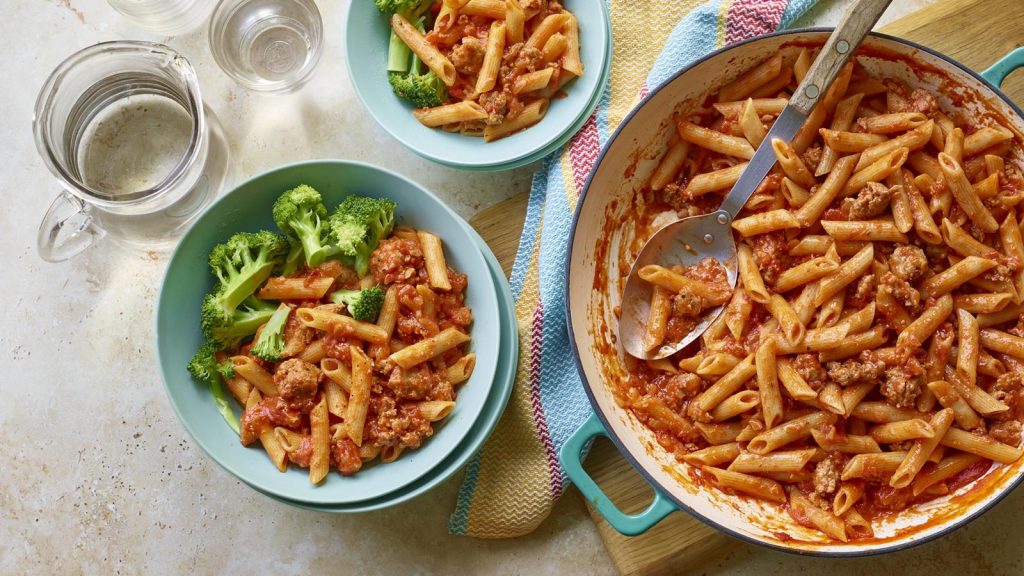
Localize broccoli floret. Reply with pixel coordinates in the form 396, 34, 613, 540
330, 286, 386, 322
251, 304, 291, 361
207, 231, 288, 316
326, 195, 397, 276
272, 184, 335, 268
187, 343, 241, 433
201, 295, 278, 351
385, 12, 447, 108
374, 0, 432, 17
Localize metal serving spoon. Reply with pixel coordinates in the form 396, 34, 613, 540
620, 0, 894, 360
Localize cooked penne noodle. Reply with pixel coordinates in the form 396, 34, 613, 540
712, 98, 789, 118
297, 308, 389, 344
390, 327, 470, 370
309, 398, 330, 484
870, 419, 935, 444
258, 276, 335, 300
855, 120, 933, 171
746, 411, 837, 455
957, 308, 980, 386
820, 326, 887, 362
901, 170, 943, 244
939, 152, 998, 232
711, 390, 760, 422
764, 294, 806, 347
416, 231, 452, 291
696, 352, 742, 377
842, 147, 908, 196
683, 443, 742, 467
675, 119, 755, 160
418, 400, 456, 422
391, 14, 456, 86
963, 125, 1013, 157
843, 508, 874, 540
852, 402, 923, 424
693, 354, 755, 415
841, 451, 909, 481
232, 355, 279, 397
796, 154, 859, 227
926, 379, 984, 431
862, 112, 929, 134
650, 140, 691, 192
731, 209, 801, 236
561, 14, 583, 76
940, 427, 1023, 464
819, 129, 888, 152
724, 289, 752, 340
475, 21, 506, 94
739, 98, 767, 148
811, 429, 881, 454
685, 161, 749, 199
777, 359, 819, 402
944, 126, 965, 163
815, 244, 874, 306
524, 13, 570, 51
504, 0, 525, 44
789, 491, 848, 542
728, 449, 817, 474
718, 52, 783, 102
414, 101, 488, 127
512, 67, 554, 94
701, 466, 787, 503
772, 138, 817, 188
896, 293, 952, 354
911, 453, 985, 496
821, 220, 907, 243
833, 481, 866, 516
638, 264, 730, 304
755, 338, 782, 429
345, 346, 372, 446
695, 421, 744, 445
644, 287, 671, 351
483, 98, 548, 141
816, 93, 864, 176
446, 353, 476, 385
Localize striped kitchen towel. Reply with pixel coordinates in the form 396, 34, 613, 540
450, 0, 819, 538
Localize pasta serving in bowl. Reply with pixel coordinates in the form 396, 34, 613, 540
345, 0, 610, 170
563, 30, 1024, 555
157, 160, 502, 506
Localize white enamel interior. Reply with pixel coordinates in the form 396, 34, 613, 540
567, 31, 1024, 555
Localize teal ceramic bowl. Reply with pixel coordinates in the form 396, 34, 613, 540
157, 160, 502, 505
243, 223, 518, 512
344, 1, 611, 171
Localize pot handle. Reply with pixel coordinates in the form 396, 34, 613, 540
37, 191, 105, 262
981, 47, 1024, 88
559, 412, 676, 536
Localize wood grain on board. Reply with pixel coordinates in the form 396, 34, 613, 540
468, 0, 1024, 573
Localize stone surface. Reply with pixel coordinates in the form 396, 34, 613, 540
6, 0, 1022, 574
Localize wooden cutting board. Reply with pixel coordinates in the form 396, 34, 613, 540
469, 0, 1024, 573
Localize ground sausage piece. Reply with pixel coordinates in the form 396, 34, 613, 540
878, 271, 921, 310
286, 436, 313, 468
280, 312, 315, 359
908, 88, 939, 115
813, 457, 840, 497
749, 232, 788, 284
827, 352, 885, 387
793, 353, 827, 390
370, 237, 424, 285
450, 37, 486, 75
672, 290, 704, 317
990, 421, 1023, 446
274, 358, 320, 404
881, 367, 922, 408
847, 182, 892, 220
990, 371, 1024, 418
331, 438, 363, 476
648, 372, 704, 412
478, 89, 510, 126
802, 145, 823, 171
890, 245, 929, 284
847, 274, 877, 309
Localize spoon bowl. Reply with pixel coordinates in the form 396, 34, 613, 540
620, 209, 737, 360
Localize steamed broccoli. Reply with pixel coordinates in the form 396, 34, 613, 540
327, 195, 397, 276
251, 303, 291, 362
380, 2, 447, 108
330, 286, 386, 322
207, 231, 288, 316
187, 343, 241, 433
373, 0, 432, 17
281, 239, 304, 276
272, 184, 334, 268
201, 295, 278, 351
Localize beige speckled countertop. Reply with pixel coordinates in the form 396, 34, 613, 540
7, 0, 1024, 574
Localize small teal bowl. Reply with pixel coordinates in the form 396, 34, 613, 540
156, 160, 502, 505
344, 1, 611, 171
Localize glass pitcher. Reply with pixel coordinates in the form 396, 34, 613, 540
33, 41, 231, 262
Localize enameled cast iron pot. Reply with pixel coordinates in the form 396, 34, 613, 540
560, 29, 1024, 555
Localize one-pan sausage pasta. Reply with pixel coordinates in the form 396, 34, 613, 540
377, 0, 583, 141
624, 46, 1024, 542
187, 186, 474, 484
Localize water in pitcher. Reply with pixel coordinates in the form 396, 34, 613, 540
79, 94, 192, 196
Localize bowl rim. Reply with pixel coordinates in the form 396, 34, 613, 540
236, 221, 519, 512
156, 158, 503, 504
562, 27, 1024, 557
342, 0, 613, 171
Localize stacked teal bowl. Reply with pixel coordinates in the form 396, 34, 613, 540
156, 160, 517, 511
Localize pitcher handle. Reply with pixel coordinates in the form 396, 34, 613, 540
981, 47, 1024, 88
559, 413, 677, 536
37, 191, 105, 262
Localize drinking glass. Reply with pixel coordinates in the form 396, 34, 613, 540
209, 0, 323, 94
106, 0, 216, 36
33, 41, 231, 262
